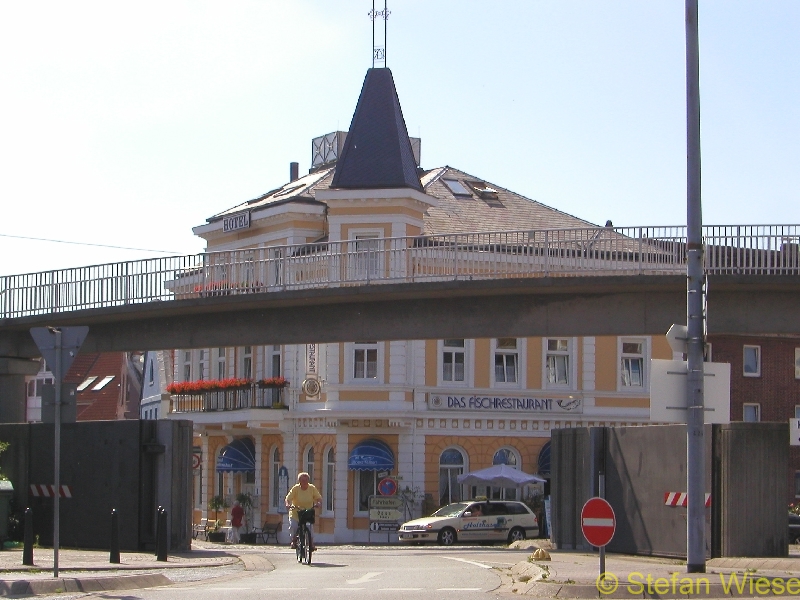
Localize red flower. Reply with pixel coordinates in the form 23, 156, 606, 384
167, 378, 253, 394
257, 377, 288, 388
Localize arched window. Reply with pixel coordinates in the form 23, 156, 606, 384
439, 448, 466, 506
492, 447, 521, 500
493, 448, 519, 468
324, 447, 335, 512
271, 446, 281, 509
305, 446, 315, 484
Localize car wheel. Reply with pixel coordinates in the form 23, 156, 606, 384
508, 527, 526, 543
438, 527, 457, 546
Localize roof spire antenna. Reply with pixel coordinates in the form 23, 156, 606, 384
368, 0, 390, 68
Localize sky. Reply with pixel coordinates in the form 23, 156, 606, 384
1, 1, 798, 276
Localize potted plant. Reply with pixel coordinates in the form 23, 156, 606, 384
236, 492, 257, 544
207, 495, 229, 542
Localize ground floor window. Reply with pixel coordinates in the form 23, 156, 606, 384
325, 447, 335, 512
439, 448, 465, 505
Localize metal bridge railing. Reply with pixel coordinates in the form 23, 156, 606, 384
1, 225, 797, 319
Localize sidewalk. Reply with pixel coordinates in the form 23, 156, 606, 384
0, 539, 274, 596
507, 542, 800, 598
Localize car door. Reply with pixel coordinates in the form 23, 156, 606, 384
458, 504, 489, 542
485, 503, 510, 541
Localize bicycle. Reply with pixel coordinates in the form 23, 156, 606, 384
293, 507, 315, 565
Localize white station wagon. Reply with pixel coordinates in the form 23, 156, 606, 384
398, 500, 539, 545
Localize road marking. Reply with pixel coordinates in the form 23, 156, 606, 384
437, 588, 482, 591
347, 571, 383, 584
440, 556, 492, 569
380, 588, 422, 591
325, 587, 365, 590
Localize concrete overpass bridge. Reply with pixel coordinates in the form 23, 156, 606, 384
1, 225, 798, 359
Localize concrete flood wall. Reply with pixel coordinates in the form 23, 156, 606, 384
552, 423, 788, 558
0, 419, 192, 551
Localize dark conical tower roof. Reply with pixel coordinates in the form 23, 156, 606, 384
331, 68, 423, 192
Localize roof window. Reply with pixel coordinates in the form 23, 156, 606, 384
442, 179, 473, 196
468, 181, 503, 207
77, 376, 98, 391
92, 376, 115, 391
273, 184, 303, 198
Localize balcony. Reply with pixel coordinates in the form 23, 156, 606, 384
169, 385, 287, 414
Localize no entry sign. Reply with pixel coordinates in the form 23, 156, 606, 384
581, 497, 616, 547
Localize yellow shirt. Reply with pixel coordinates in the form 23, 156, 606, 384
285, 483, 322, 520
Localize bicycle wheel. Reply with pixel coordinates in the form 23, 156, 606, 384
303, 527, 313, 565
295, 528, 303, 563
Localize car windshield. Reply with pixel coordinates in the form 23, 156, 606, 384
431, 503, 469, 517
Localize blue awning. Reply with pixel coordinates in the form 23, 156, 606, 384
537, 441, 551, 476
348, 439, 394, 471
216, 438, 256, 473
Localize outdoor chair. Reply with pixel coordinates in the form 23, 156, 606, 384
254, 521, 281, 544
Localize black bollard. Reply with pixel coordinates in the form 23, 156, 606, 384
154, 505, 162, 556
109, 509, 120, 564
156, 508, 168, 562
22, 508, 33, 566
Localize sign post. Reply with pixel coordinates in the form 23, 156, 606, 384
30, 326, 88, 578
581, 497, 616, 579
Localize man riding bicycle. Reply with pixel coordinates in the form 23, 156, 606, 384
285, 471, 322, 550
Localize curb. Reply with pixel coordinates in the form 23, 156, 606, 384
1, 574, 172, 597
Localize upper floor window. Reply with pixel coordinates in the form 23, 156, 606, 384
494, 338, 519, 385
216, 348, 226, 380
743, 345, 760, 377
743, 403, 760, 422
620, 339, 646, 389
197, 350, 207, 381
795, 348, 800, 380
442, 339, 466, 383
148, 357, 155, 385
353, 233, 382, 280
353, 341, 378, 380
241, 346, 253, 379
269, 345, 281, 378
183, 351, 191, 381
545, 338, 572, 388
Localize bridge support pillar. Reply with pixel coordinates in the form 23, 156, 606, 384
0, 358, 40, 423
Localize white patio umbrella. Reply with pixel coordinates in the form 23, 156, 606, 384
457, 464, 546, 487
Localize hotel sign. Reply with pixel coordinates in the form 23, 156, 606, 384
428, 392, 582, 414
223, 211, 250, 233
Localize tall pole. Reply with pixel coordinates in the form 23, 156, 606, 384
685, 0, 705, 574
53, 328, 62, 578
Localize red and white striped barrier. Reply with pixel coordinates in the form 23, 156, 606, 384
664, 492, 710, 507
29, 484, 73, 498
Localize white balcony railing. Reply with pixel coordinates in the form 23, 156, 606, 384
1, 225, 798, 319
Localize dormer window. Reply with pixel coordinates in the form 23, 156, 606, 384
442, 179, 472, 196
468, 181, 502, 206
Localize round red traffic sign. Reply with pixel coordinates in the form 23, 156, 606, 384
581, 497, 616, 547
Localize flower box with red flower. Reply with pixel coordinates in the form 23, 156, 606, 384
256, 377, 289, 389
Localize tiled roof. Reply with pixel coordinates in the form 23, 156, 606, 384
202, 163, 596, 236
420, 166, 597, 235
208, 168, 333, 221
66, 353, 123, 421
331, 69, 422, 192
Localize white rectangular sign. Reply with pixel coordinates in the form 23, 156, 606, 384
790, 419, 800, 446
649, 360, 731, 424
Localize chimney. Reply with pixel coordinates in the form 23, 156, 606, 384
290, 162, 299, 182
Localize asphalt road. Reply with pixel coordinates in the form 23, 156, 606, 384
34, 546, 531, 600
